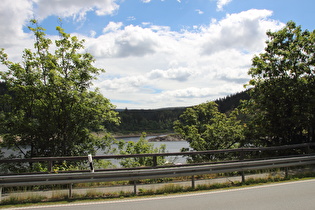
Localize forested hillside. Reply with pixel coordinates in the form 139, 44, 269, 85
108, 91, 250, 135
215, 90, 250, 113
106, 107, 187, 134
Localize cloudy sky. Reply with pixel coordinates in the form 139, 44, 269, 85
1, 0, 314, 109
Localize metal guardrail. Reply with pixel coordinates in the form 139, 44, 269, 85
1, 154, 315, 200
1, 155, 315, 186
1, 143, 314, 173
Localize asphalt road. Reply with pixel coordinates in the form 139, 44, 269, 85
5, 179, 315, 210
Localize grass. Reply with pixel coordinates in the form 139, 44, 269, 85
1, 171, 315, 208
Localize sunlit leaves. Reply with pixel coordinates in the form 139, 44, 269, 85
117, 133, 166, 168
174, 102, 244, 153
246, 21, 315, 146
0, 19, 119, 158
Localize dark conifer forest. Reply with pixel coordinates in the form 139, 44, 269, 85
108, 91, 250, 134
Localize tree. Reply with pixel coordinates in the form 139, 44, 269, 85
246, 21, 315, 146
0, 20, 119, 158
173, 102, 244, 161
117, 133, 166, 168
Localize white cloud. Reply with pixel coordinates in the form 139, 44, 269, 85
98, 75, 148, 93
0, 1, 285, 109
90, 30, 97, 38
195, 9, 204, 15
127, 16, 136, 21
148, 67, 195, 81
87, 9, 283, 108
217, 0, 232, 11
158, 87, 217, 99
149, 84, 243, 108
34, 0, 119, 20
142, 22, 151, 26
90, 24, 163, 58
200, 9, 283, 55
102, 21, 123, 33
0, 0, 33, 46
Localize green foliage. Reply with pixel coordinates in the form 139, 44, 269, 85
108, 108, 186, 134
0, 19, 119, 158
117, 133, 166, 168
246, 21, 315, 146
174, 102, 245, 161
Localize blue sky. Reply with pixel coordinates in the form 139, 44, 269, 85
1, 0, 315, 109
38, 0, 315, 35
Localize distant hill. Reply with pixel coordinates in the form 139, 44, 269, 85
107, 107, 187, 135
108, 90, 250, 135
215, 90, 250, 113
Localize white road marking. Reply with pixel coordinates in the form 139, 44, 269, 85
4, 179, 315, 210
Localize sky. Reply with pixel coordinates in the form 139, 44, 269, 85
1, 0, 315, 109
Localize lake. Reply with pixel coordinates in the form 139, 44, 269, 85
97, 135, 191, 164
109, 135, 191, 152
1, 135, 191, 164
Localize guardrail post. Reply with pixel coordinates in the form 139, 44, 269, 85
285, 167, 289, 178
0, 187, 2, 202
306, 145, 311, 154
133, 181, 137, 195
191, 175, 195, 189
69, 183, 73, 198
239, 149, 245, 184
48, 160, 53, 173
241, 171, 245, 183
153, 156, 157, 167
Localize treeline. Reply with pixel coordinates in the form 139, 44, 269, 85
107, 91, 250, 134
106, 107, 187, 134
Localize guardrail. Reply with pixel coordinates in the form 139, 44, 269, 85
1, 143, 314, 173
0, 143, 314, 200
1, 154, 315, 200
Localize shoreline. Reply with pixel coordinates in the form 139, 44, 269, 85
112, 132, 174, 138
112, 133, 185, 142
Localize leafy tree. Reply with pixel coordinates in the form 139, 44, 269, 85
117, 133, 166, 168
246, 21, 315, 146
0, 20, 119, 158
173, 102, 245, 161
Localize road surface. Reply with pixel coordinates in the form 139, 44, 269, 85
5, 179, 315, 210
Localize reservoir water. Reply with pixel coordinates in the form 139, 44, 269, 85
97, 135, 191, 164
1, 135, 191, 164
111, 135, 191, 152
